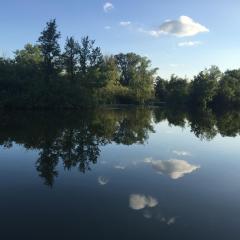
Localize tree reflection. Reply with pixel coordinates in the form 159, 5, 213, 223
0, 107, 240, 186
153, 107, 240, 140
0, 109, 153, 186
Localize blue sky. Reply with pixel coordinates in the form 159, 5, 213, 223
1, 0, 240, 78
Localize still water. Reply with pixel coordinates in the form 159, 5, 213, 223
0, 108, 240, 239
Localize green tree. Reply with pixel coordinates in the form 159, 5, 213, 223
217, 69, 240, 106
129, 56, 157, 103
78, 36, 103, 74
38, 19, 61, 80
97, 56, 123, 103
155, 76, 168, 102
167, 75, 189, 105
14, 44, 43, 84
78, 36, 104, 88
15, 44, 42, 65
190, 66, 222, 108
63, 37, 80, 82
115, 53, 139, 86
115, 53, 157, 103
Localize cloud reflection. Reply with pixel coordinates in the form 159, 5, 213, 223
167, 217, 176, 225
98, 176, 109, 185
145, 158, 200, 179
173, 150, 192, 156
129, 194, 158, 210
114, 165, 126, 170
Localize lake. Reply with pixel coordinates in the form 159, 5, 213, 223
0, 108, 240, 239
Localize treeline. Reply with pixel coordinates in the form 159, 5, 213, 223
0, 19, 157, 109
155, 67, 240, 109
0, 19, 240, 109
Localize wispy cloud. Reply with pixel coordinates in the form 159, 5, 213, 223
166, 217, 177, 225
103, 2, 114, 13
178, 41, 202, 47
173, 150, 192, 156
114, 165, 126, 170
140, 16, 209, 37
104, 26, 112, 30
120, 21, 131, 27
144, 157, 153, 163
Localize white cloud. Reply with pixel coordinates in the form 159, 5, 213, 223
145, 159, 200, 179
104, 26, 111, 30
120, 21, 131, 27
173, 150, 192, 156
141, 16, 209, 37
103, 2, 114, 13
129, 194, 158, 210
98, 176, 109, 185
178, 41, 202, 47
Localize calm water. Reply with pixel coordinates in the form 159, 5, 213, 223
0, 108, 240, 240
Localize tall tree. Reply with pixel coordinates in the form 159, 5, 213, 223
38, 19, 61, 80
98, 56, 122, 103
155, 76, 168, 102
167, 75, 190, 105
217, 69, 240, 106
115, 53, 139, 86
190, 66, 222, 108
78, 36, 104, 88
78, 36, 103, 76
63, 37, 80, 82
115, 53, 157, 103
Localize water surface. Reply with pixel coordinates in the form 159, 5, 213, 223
0, 108, 240, 239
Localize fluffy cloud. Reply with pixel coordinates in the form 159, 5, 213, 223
145, 158, 200, 179
178, 41, 202, 47
142, 16, 209, 37
103, 2, 114, 13
98, 176, 109, 185
120, 21, 131, 27
129, 194, 158, 210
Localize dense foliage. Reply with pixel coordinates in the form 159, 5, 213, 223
155, 66, 240, 109
0, 20, 157, 109
1, 19, 240, 109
